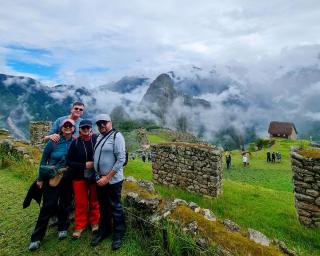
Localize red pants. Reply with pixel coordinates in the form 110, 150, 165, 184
73, 180, 100, 231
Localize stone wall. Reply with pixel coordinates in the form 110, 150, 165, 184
29, 121, 51, 147
291, 150, 320, 227
151, 142, 223, 197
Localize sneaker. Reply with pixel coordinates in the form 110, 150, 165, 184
72, 229, 83, 239
91, 224, 99, 233
111, 238, 122, 251
28, 241, 40, 251
58, 230, 68, 239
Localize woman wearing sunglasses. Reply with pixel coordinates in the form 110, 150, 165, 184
66, 119, 100, 239
29, 119, 75, 251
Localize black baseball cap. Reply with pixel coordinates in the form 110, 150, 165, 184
79, 119, 92, 128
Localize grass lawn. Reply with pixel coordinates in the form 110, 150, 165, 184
124, 139, 320, 256
0, 169, 149, 256
147, 132, 174, 144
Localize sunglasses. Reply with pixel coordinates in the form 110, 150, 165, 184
63, 123, 74, 128
96, 121, 109, 127
74, 107, 84, 111
80, 126, 91, 130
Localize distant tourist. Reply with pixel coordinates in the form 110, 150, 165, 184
226, 154, 232, 169
276, 152, 282, 162
147, 152, 152, 162
28, 119, 75, 251
142, 154, 146, 162
242, 152, 249, 167
44, 101, 85, 143
266, 151, 271, 163
271, 152, 276, 163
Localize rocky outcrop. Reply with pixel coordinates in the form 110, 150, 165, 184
151, 142, 223, 197
29, 121, 52, 148
291, 149, 320, 227
140, 74, 211, 122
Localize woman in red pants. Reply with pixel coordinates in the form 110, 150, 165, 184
67, 119, 100, 238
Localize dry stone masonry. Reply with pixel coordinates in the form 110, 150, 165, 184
29, 121, 51, 147
123, 177, 294, 256
151, 142, 223, 197
291, 149, 320, 228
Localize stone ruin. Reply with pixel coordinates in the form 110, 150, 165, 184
291, 149, 320, 227
29, 121, 51, 147
123, 176, 295, 256
151, 142, 223, 197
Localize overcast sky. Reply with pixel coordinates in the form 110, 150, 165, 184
0, 0, 320, 86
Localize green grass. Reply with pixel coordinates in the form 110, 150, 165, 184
147, 132, 173, 144
2, 137, 319, 255
0, 168, 149, 256
125, 138, 320, 256
125, 159, 152, 180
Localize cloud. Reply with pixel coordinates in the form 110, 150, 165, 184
0, 1, 320, 84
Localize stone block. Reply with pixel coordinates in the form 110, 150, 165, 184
305, 189, 319, 197
295, 193, 315, 203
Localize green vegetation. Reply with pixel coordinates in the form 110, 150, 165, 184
125, 138, 320, 256
1, 136, 319, 255
114, 120, 160, 133
0, 150, 151, 256
147, 132, 174, 144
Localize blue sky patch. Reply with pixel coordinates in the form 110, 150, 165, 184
6, 58, 59, 78
6, 44, 51, 57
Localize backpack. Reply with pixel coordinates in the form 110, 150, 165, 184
113, 130, 128, 167
95, 129, 128, 168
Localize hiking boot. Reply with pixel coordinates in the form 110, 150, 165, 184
90, 233, 105, 247
58, 230, 68, 240
28, 241, 40, 251
111, 233, 124, 251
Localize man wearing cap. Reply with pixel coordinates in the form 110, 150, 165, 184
91, 114, 126, 250
44, 101, 85, 143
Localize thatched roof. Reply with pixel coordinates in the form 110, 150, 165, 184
268, 121, 297, 135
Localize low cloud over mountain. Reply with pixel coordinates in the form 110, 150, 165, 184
1, 47, 320, 148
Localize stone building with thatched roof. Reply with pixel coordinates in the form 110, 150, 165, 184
268, 121, 298, 140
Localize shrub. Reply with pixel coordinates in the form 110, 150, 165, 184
254, 138, 275, 150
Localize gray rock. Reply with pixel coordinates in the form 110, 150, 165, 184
172, 198, 187, 207
125, 176, 137, 182
138, 179, 155, 192
201, 209, 216, 222
183, 221, 198, 236
223, 219, 240, 232
273, 239, 296, 256
188, 202, 201, 213
247, 228, 270, 246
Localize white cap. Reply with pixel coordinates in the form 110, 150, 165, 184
95, 113, 111, 124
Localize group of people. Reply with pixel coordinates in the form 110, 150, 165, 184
141, 152, 152, 162
266, 151, 282, 163
28, 102, 126, 251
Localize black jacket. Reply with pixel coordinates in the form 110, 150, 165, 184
67, 134, 97, 180
23, 180, 43, 209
